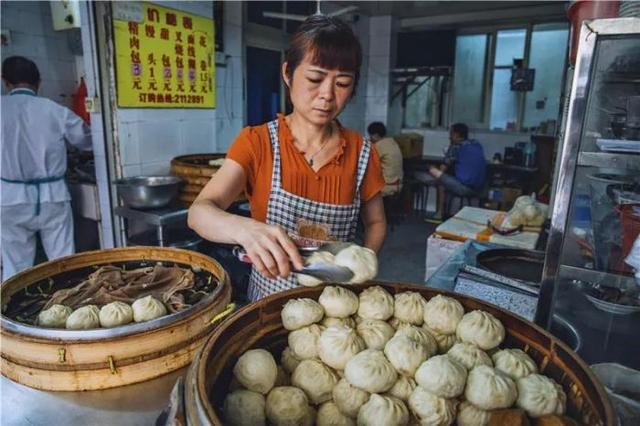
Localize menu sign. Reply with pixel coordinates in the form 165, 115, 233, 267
113, 2, 215, 108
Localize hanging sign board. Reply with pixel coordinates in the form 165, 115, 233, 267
113, 2, 215, 108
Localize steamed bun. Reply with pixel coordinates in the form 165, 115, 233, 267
298, 251, 336, 287
384, 334, 429, 377
318, 325, 365, 370
334, 245, 378, 283
423, 295, 464, 334
266, 386, 314, 426
344, 349, 397, 393
457, 400, 491, 426
223, 389, 266, 426
357, 394, 409, 426
395, 324, 438, 357
281, 346, 301, 374
66, 305, 100, 330
317, 401, 355, 426
447, 342, 493, 370
465, 365, 517, 410
516, 374, 566, 417
281, 298, 324, 331
233, 349, 278, 394
288, 324, 324, 359
132, 295, 167, 322
322, 316, 357, 329
422, 325, 459, 354
357, 319, 395, 349
415, 355, 467, 398
386, 376, 417, 402
332, 378, 370, 418
319, 286, 359, 318
456, 310, 505, 350
492, 348, 538, 380
37, 304, 72, 328
358, 286, 394, 320
291, 359, 339, 404
408, 386, 457, 426
99, 301, 133, 328
393, 291, 426, 325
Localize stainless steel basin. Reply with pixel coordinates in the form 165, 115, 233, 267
115, 176, 182, 209
551, 314, 581, 352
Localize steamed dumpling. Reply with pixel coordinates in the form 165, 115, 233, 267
388, 317, 411, 330
492, 349, 538, 380
456, 400, 491, 426
266, 386, 314, 426
223, 389, 266, 426
318, 325, 366, 370
317, 401, 355, 426
456, 311, 505, 350
357, 319, 395, 349
37, 304, 72, 328
394, 291, 426, 325
319, 286, 359, 318
386, 376, 417, 402
357, 286, 394, 320
322, 316, 357, 329
291, 359, 339, 404
423, 295, 464, 334
334, 245, 378, 283
298, 251, 335, 287
233, 349, 278, 394
447, 342, 493, 370
281, 298, 324, 331
465, 365, 517, 410
132, 295, 167, 322
516, 374, 566, 417
408, 386, 457, 426
281, 346, 301, 374
415, 355, 467, 398
384, 334, 429, 377
288, 324, 324, 359
422, 325, 458, 353
357, 394, 409, 426
332, 378, 370, 418
66, 305, 100, 330
99, 301, 133, 328
344, 349, 397, 393
395, 324, 438, 357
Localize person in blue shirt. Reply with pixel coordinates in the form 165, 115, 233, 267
428, 123, 485, 219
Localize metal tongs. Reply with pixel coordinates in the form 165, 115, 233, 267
233, 242, 354, 283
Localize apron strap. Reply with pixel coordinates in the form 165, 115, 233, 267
354, 138, 372, 202
267, 119, 283, 190
1, 175, 65, 215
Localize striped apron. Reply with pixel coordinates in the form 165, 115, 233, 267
247, 119, 371, 302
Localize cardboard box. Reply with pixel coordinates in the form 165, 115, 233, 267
394, 133, 424, 159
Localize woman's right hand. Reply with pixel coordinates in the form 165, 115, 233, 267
237, 221, 304, 280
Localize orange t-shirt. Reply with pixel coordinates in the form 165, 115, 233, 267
226, 114, 385, 223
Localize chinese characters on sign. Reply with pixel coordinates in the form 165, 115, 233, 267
114, 3, 215, 108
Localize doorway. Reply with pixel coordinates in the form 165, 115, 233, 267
246, 46, 282, 126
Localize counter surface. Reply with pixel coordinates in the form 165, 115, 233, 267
0, 368, 184, 426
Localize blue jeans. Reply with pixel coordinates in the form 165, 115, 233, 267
438, 173, 476, 196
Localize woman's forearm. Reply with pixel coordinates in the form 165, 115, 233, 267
363, 219, 386, 253
187, 199, 253, 245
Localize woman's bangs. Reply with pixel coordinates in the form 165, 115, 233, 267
307, 34, 360, 74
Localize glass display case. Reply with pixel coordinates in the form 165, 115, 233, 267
537, 18, 640, 369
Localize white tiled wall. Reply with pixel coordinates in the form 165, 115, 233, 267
1, 1, 80, 107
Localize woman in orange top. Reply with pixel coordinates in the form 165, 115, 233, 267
188, 15, 386, 301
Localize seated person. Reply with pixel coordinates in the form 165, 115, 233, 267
428, 123, 485, 219
367, 122, 403, 198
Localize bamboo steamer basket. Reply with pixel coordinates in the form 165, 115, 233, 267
184, 282, 615, 426
0, 247, 233, 392
170, 154, 247, 206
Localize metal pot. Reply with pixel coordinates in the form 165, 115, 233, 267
115, 176, 182, 209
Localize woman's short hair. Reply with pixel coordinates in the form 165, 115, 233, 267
2, 56, 40, 86
284, 15, 362, 97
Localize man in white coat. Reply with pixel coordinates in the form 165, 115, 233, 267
1, 56, 92, 281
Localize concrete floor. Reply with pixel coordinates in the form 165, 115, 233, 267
376, 215, 438, 284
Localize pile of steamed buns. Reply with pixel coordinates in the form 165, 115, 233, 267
36, 295, 167, 330
224, 286, 569, 426
298, 245, 378, 286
